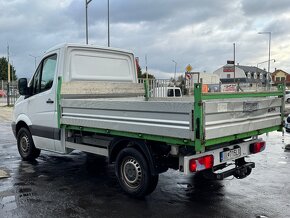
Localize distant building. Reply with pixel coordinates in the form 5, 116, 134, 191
196, 73, 220, 84
271, 69, 290, 84
213, 64, 268, 85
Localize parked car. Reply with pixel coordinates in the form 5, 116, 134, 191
285, 115, 290, 132
285, 90, 290, 103
0, 90, 6, 97
150, 86, 182, 98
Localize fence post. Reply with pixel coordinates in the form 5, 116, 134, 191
7, 82, 10, 106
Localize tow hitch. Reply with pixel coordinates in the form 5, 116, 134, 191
201, 158, 255, 180
216, 162, 255, 180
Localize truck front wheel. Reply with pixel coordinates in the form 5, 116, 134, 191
115, 147, 158, 197
17, 127, 41, 161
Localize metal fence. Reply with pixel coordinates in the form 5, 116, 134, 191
138, 79, 175, 97
138, 79, 281, 98
0, 80, 19, 106
138, 78, 221, 97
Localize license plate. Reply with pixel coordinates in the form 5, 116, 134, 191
220, 147, 241, 162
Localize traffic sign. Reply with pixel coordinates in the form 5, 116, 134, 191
185, 73, 192, 80
186, 64, 192, 72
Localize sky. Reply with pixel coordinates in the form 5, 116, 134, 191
0, 0, 290, 79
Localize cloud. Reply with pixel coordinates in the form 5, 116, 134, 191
0, 0, 289, 79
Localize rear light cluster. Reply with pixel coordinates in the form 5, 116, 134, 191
250, 141, 266, 154
189, 155, 214, 172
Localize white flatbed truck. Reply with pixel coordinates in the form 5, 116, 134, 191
12, 43, 285, 197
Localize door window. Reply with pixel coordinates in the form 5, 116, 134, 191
30, 54, 57, 96
167, 89, 174, 97
175, 89, 181, 97
40, 54, 57, 92
32, 66, 41, 95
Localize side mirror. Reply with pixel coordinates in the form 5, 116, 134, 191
18, 78, 28, 96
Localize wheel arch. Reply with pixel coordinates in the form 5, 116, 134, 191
16, 121, 31, 136
15, 114, 32, 135
109, 137, 158, 175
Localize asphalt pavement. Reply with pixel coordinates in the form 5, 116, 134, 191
0, 120, 290, 218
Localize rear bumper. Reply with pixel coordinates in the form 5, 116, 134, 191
181, 138, 262, 175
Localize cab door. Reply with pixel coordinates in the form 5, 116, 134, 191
26, 53, 59, 151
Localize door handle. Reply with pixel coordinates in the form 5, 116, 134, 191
46, 99, 54, 104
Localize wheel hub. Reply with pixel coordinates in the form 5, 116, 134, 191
122, 158, 142, 189
20, 135, 30, 153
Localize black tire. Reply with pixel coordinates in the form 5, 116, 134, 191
287, 98, 290, 103
145, 174, 159, 195
17, 127, 41, 161
115, 147, 156, 197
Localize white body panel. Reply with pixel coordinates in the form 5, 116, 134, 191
13, 44, 137, 154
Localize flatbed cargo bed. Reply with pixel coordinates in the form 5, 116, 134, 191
59, 82, 284, 152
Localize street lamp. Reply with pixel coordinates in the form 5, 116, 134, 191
258, 31, 271, 88
257, 59, 276, 68
29, 54, 39, 69
85, 0, 92, 44
107, 0, 110, 47
172, 60, 177, 81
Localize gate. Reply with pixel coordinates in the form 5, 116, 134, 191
0, 80, 19, 106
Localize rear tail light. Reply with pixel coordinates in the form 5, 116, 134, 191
250, 141, 266, 154
189, 155, 214, 172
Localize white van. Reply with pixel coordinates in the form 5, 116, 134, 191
150, 87, 182, 98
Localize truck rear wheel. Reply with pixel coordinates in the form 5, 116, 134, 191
17, 127, 41, 161
115, 147, 157, 197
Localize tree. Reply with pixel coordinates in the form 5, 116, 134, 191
0, 57, 17, 81
139, 72, 155, 79
135, 57, 155, 79
176, 75, 188, 95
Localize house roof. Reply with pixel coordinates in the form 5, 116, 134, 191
272, 69, 289, 76
236, 65, 267, 74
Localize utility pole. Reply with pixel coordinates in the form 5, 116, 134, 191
7, 44, 10, 106
85, 0, 92, 44
29, 54, 39, 69
233, 43, 236, 83
145, 55, 148, 79
7, 45, 10, 83
258, 31, 271, 89
107, 0, 110, 47
172, 60, 177, 81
